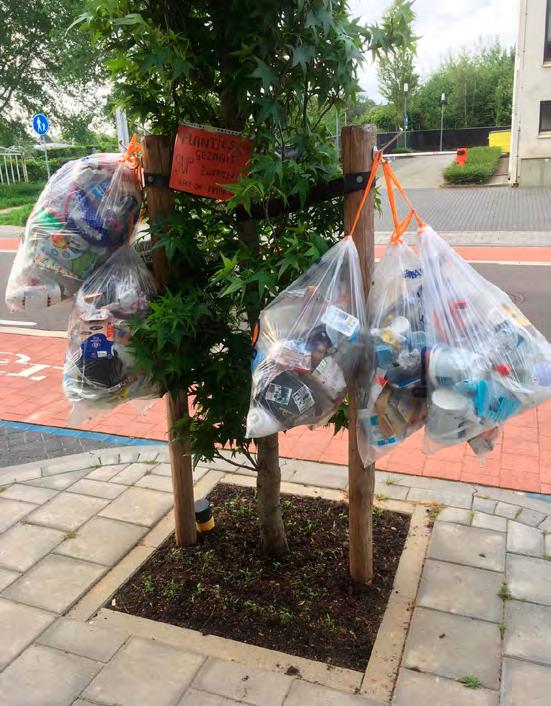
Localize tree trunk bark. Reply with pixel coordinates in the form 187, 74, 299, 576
256, 433, 289, 557
236, 218, 289, 557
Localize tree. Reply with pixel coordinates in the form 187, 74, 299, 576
412, 41, 514, 129
0, 0, 108, 134
79, 0, 414, 557
377, 0, 418, 130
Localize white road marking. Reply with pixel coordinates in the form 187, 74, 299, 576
0, 319, 37, 326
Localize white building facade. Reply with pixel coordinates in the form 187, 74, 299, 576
509, 0, 551, 185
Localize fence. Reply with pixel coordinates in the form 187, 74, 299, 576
0, 147, 28, 184
377, 126, 511, 153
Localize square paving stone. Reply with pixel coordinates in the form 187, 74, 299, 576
284, 680, 381, 705
393, 668, 498, 706
0, 522, 65, 572
0, 497, 37, 532
287, 463, 348, 489
495, 502, 521, 519
27, 492, 108, 531
151, 463, 172, 477
417, 559, 503, 622
83, 636, 204, 706
507, 521, 544, 557
507, 554, 551, 606
436, 507, 472, 525
428, 522, 506, 572
501, 657, 551, 706
403, 607, 501, 689
192, 657, 292, 706
99, 486, 173, 527
472, 497, 497, 514
472, 512, 507, 532
516, 508, 546, 527
179, 689, 245, 705
135, 473, 173, 492
67, 478, 127, 500
3, 554, 106, 613
407, 487, 472, 508
0, 644, 100, 706
55, 516, 147, 566
37, 617, 128, 663
0, 567, 18, 591
0, 598, 56, 669
24, 469, 90, 490
111, 462, 153, 485
0, 483, 57, 504
85, 463, 129, 481
504, 600, 551, 665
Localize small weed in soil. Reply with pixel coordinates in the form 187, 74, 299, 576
112, 484, 410, 672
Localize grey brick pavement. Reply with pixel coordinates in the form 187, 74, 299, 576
376, 187, 551, 232
0, 426, 135, 468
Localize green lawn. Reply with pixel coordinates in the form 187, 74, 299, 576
0, 203, 34, 226
0, 181, 45, 210
443, 146, 502, 185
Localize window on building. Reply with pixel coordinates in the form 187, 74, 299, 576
546, 0, 551, 62
541, 101, 551, 133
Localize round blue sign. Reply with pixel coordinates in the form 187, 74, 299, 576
32, 114, 49, 136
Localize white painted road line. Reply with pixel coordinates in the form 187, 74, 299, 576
0, 319, 36, 326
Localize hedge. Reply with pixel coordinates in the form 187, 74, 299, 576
443, 146, 502, 185
24, 141, 119, 181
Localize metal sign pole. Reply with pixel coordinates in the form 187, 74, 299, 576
42, 136, 51, 180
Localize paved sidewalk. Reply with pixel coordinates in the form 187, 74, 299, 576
0, 449, 550, 704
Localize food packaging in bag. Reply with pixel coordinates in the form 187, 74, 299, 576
62, 246, 158, 416
419, 224, 551, 456
246, 237, 366, 438
357, 241, 427, 462
6, 152, 142, 312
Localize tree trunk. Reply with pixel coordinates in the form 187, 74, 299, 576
236, 218, 289, 557
256, 433, 289, 557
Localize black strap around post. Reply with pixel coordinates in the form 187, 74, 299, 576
143, 169, 375, 222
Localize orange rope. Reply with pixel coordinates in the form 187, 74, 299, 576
346, 149, 383, 239
119, 133, 143, 188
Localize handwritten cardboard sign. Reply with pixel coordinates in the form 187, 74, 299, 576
169, 125, 253, 200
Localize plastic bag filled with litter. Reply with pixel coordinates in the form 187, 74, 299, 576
357, 241, 427, 463
419, 224, 551, 457
246, 237, 366, 438
5, 150, 142, 312
62, 246, 159, 416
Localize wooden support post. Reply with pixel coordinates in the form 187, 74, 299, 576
142, 135, 197, 547
342, 124, 377, 585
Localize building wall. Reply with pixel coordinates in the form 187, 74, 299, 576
510, 0, 551, 185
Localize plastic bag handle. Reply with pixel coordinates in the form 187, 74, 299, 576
119, 133, 143, 188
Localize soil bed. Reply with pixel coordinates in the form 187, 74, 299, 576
112, 483, 410, 671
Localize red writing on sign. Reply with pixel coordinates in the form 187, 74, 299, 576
169, 125, 253, 200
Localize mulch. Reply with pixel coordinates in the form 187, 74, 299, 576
112, 483, 410, 672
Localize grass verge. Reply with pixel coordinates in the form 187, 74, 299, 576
0, 182, 45, 209
443, 146, 502, 185
0, 203, 34, 226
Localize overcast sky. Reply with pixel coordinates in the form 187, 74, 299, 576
348, 0, 519, 102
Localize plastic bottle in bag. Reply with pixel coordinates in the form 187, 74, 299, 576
419, 224, 551, 456
246, 237, 366, 438
357, 241, 427, 463
62, 246, 159, 417
6, 150, 142, 312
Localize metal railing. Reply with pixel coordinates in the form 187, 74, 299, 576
0, 147, 28, 185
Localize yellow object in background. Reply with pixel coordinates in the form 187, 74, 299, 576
489, 130, 511, 153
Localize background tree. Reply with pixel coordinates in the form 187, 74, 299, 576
376, 0, 419, 129
79, 0, 414, 557
0, 0, 109, 142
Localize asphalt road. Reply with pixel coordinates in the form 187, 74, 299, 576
0, 251, 550, 339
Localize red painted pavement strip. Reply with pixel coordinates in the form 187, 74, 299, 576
0, 239, 22, 251
1, 329, 550, 494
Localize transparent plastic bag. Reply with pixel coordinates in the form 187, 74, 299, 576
62, 246, 159, 416
357, 241, 427, 463
246, 237, 366, 438
6, 150, 142, 312
419, 224, 551, 456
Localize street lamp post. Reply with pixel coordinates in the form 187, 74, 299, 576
439, 92, 446, 152
403, 82, 409, 149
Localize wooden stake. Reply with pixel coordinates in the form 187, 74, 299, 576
142, 135, 197, 547
342, 124, 377, 585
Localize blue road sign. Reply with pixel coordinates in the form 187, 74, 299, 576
32, 114, 49, 136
